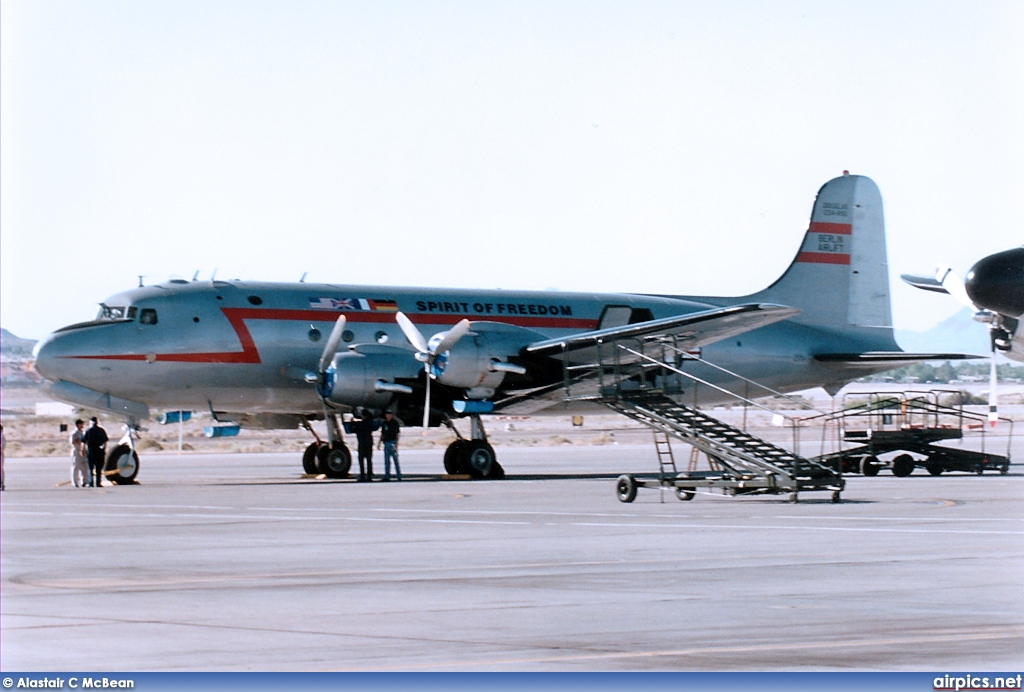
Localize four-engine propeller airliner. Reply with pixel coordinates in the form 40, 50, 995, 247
33, 173, 962, 483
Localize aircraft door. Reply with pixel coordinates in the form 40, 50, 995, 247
598, 305, 654, 329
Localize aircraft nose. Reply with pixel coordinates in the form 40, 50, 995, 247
965, 247, 1024, 318
32, 332, 67, 381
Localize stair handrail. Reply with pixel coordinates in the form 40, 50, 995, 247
660, 343, 830, 416
617, 344, 801, 422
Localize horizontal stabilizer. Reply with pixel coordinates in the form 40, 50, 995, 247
526, 304, 800, 358
815, 351, 982, 368
900, 273, 950, 294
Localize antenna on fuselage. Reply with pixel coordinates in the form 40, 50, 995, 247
138, 276, 144, 288
299, 272, 308, 283
191, 271, 200, 282
210, 268, 218, 281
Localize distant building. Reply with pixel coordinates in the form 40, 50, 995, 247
35, 402, 75, 417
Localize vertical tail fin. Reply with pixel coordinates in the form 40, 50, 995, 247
750, 173, 893, 331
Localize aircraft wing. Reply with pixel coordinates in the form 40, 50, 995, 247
524, 303, 800, 359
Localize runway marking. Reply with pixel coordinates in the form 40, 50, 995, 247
7, 500, 1019, 524
341, 626, 1024, 671
4, 506, 1023, 535
10, 547, 1021, 593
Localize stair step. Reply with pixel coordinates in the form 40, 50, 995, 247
612, 394, 835, 480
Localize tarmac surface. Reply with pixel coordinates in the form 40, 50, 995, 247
1, 445, 1022, 671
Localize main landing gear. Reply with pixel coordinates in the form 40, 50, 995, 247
301, 415, 352, 479
442, 414, 504, 480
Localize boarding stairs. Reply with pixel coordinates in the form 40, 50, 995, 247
562, 337, 844, 501
606, 393, 842, 499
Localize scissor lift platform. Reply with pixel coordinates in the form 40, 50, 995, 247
811, 390, 1012, 477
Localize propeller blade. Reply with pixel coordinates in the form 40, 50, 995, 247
936, 266, 975, 310
431, 319, 471, 356
422, 366, 431, 429
318, 315, 347, 375
396, 312, 429, 353
989, 348, 998, 427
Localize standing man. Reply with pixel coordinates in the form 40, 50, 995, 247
70, 419, 88, 487
378, 411, 401, 481
81, 417, 108, 488
350, 409, 376, 482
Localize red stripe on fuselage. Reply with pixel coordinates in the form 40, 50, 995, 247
808, 222, 852, 234
65, 307, 598, 363
795, 252, 851, 265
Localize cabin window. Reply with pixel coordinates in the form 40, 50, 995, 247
140, 308, 159, 325
127, 307, 138, 319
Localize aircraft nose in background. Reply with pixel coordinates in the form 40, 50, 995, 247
965, 247, 1024, 318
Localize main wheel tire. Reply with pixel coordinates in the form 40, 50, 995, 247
892, 454, 915, 477
861, 455, 880, 477
318, 442, 352, 479
616, 475, 637, 503
464, 440, 497, 479
302, 442, 319, 475
926, 461, 944, 476
444, 440, 468, 475
675, 486, 695, 501
104, 444, 140, 485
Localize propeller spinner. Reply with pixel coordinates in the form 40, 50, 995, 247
396, 312, 471, 428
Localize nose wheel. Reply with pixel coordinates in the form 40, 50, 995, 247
104, 444, 140, 485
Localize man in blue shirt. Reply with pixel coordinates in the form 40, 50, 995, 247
378, 411, 401, 481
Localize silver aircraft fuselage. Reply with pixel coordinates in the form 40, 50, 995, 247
33, 279, 885, 417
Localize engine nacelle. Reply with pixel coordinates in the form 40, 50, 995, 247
431, 322, 539, 391
322, 345, 422, 408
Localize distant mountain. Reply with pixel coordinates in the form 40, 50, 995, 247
1, 328, 37, 357
894, 308, 990, 356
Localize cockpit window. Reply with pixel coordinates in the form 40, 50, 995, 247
96, 304, 131, 321
139, 308, 158, 325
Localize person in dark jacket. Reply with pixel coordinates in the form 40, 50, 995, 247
350, 409, 377, 481
81, 417, 108, 487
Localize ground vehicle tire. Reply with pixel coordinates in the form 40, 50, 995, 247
861, 455, 880, 477
464, 440, 497, 479
926, 461, 943, 476
104, 444, 140, 485
616, 475, 637, 503
675, 486, 695, 501
318, 442, 351, 478
302, 442, 319, 474
892, 454, 915, 477
444, 440, 468, 475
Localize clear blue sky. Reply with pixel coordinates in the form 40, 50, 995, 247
2, 1, 1021, 339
